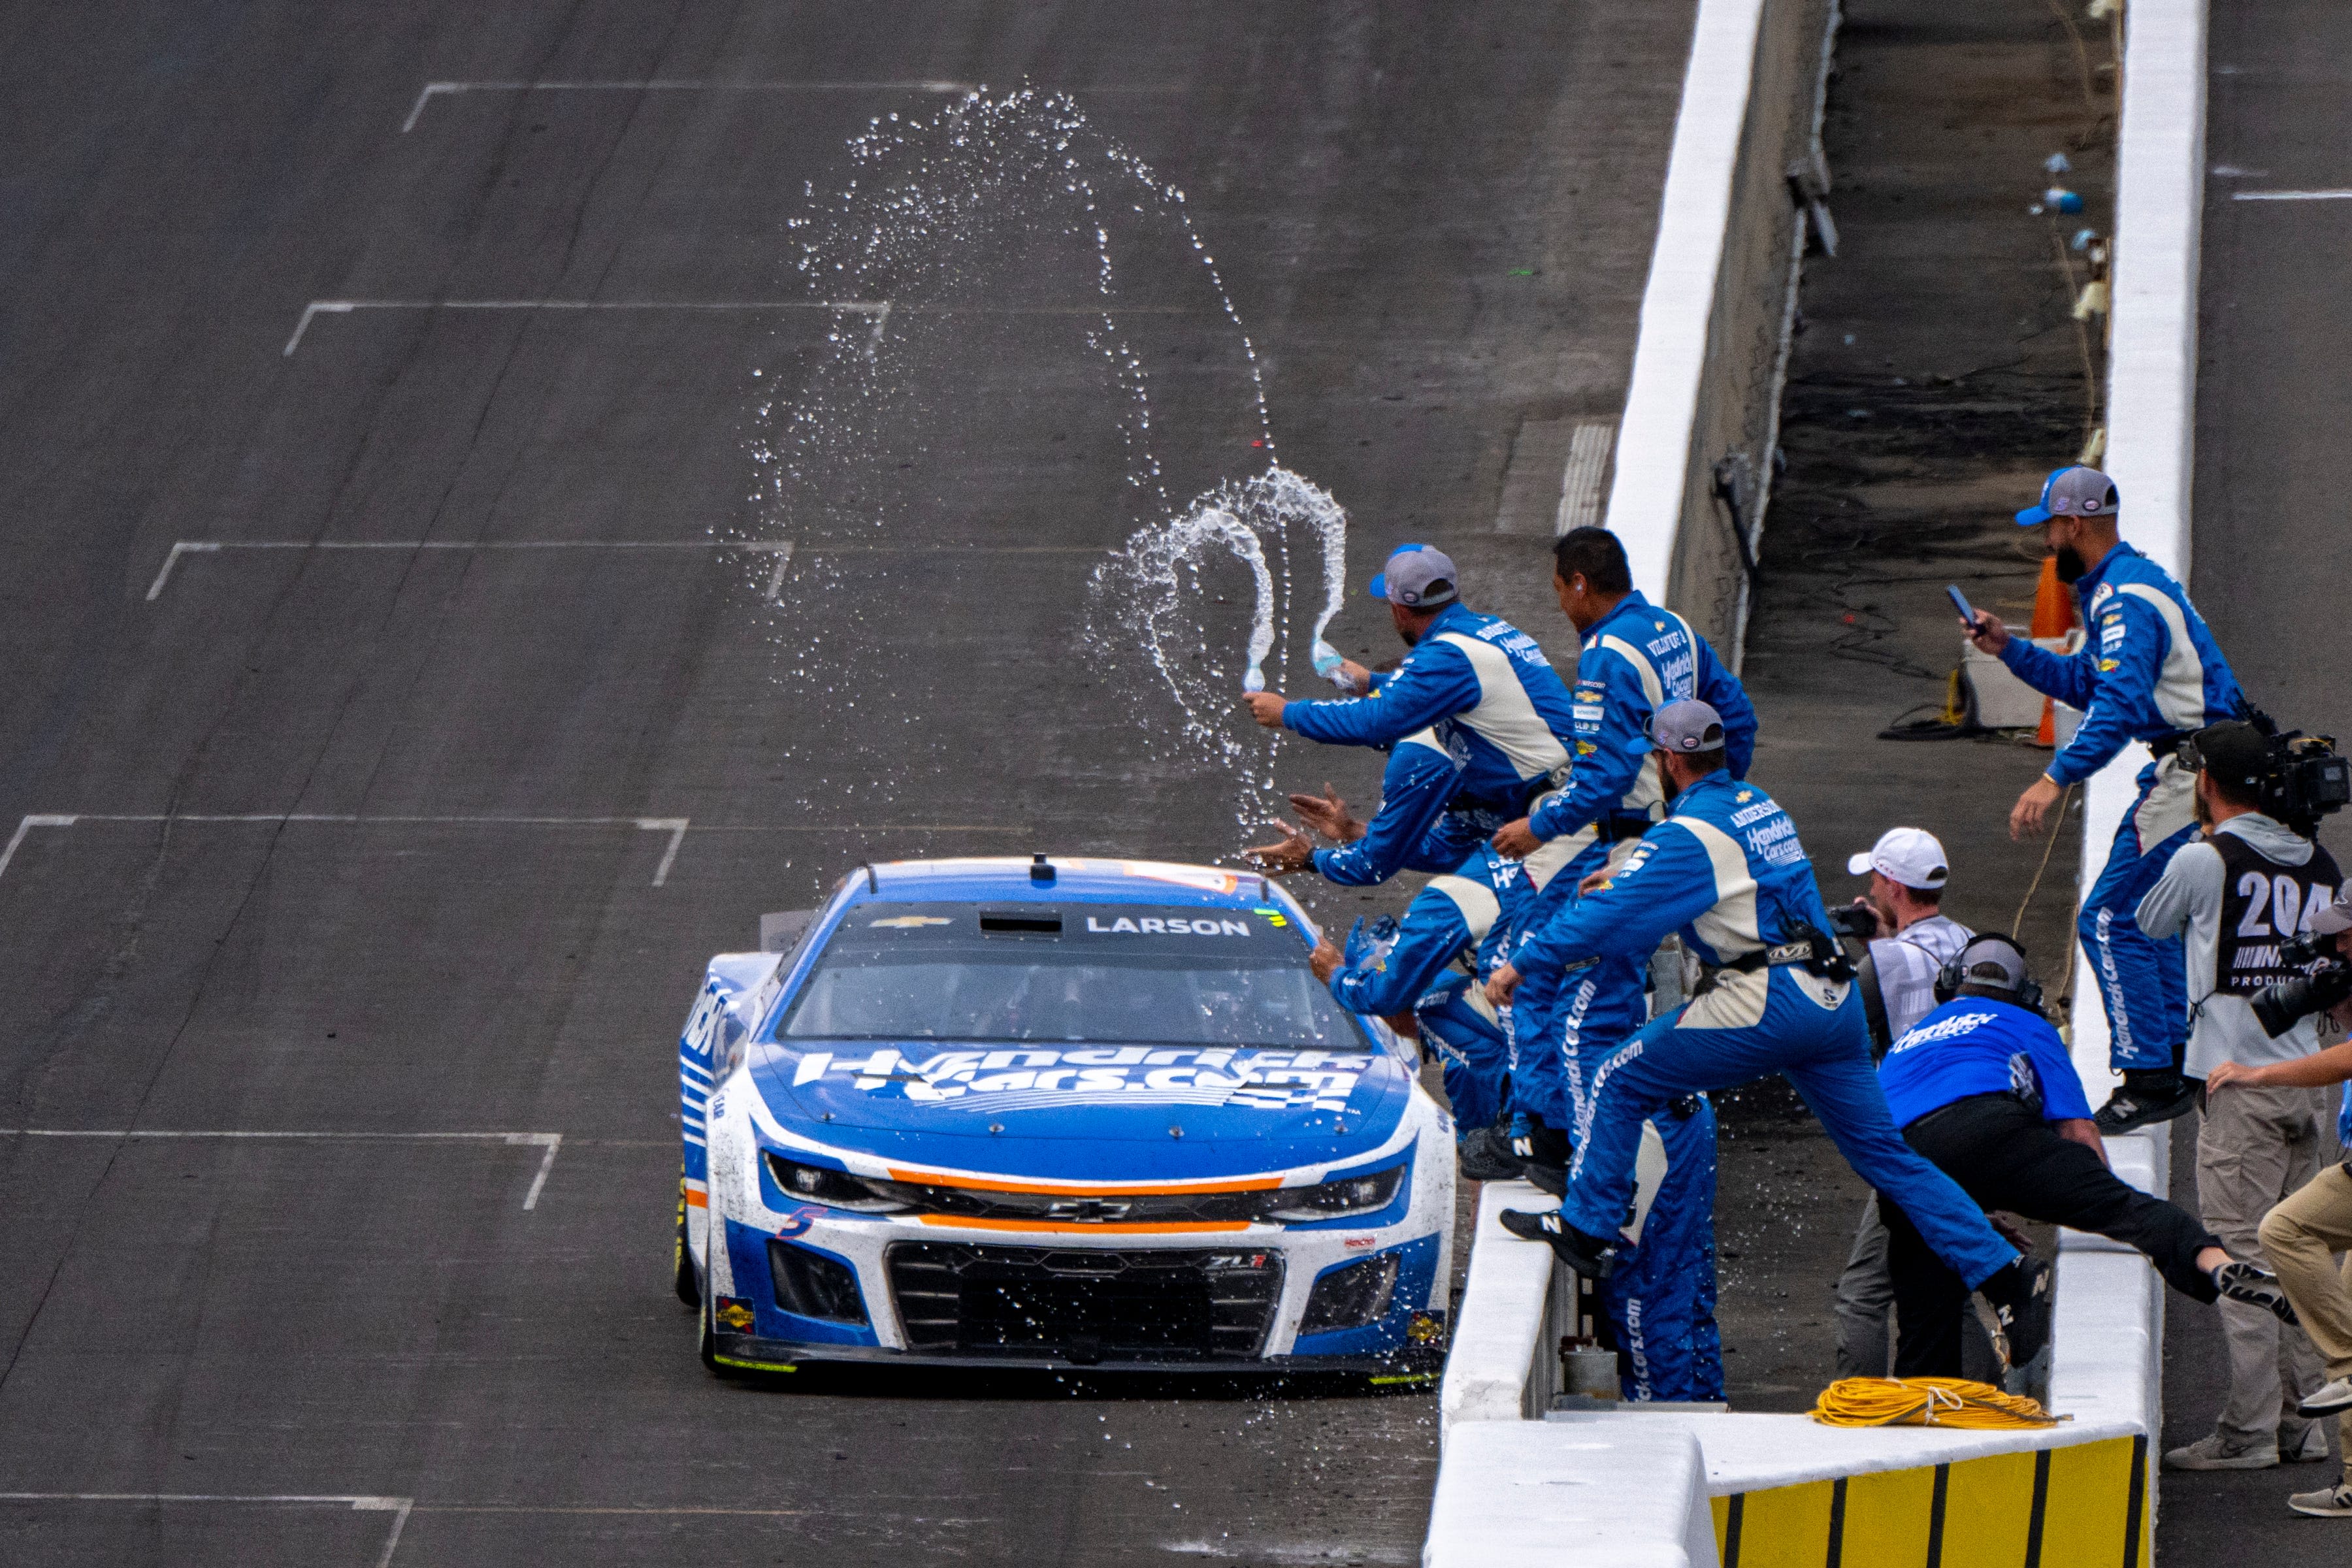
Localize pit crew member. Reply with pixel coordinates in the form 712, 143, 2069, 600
1961, 465, 2249, 1132
1487, 527, 1757, 1201
1484, 700, 2053, 1369
1241, 544, 1578, 849
1874, 934, 2290, 1377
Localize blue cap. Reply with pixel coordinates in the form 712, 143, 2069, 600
1366, 544, 1459, 608
2016, 466, 2118, 526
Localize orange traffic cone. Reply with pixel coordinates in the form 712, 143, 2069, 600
2031, 556, 2077, 746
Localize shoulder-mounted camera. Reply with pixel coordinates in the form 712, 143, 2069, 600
2176, 712, 2352, 839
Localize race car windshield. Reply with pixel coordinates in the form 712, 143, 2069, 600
779, 901, 1371, 1047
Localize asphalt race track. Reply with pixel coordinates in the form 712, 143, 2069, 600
2159, 0, 2352, 1556
0, 7, 1695, 1565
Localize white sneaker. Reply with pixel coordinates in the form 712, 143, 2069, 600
2289, 1482, 2352, 1518
2164, 1431, 2279, 1471
2284, 1419, 2333, 1462
2302, 1377, 2352, 1418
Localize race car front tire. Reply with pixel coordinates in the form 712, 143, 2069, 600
697, 1275, 721, 1374
673, 1176, 700, 1308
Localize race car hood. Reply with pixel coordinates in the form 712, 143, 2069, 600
747, 1038, 1414, 1181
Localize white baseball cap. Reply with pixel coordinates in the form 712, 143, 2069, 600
1846, 827, 1950, 891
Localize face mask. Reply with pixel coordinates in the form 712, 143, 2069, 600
2053, 544, 2088, 583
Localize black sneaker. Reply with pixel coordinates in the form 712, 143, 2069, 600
1457, 1124, 1524, 1182
1977, 1254, 2053, 1370
2215, 1260, 2300, 1325
2092, 1071, 2200, 1134
1497, 1208, 1617, 1281
1510, 1117, 1571, 1194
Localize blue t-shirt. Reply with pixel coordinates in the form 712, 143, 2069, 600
1878, 997, 2094, 1129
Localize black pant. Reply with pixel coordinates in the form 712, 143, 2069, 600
1880, 1092, 2221, 1376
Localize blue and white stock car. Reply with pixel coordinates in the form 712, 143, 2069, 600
673, 855, 1454, 1378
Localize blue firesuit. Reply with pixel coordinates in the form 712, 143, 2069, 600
1330, 847, 1527, 1132
1518, 770, 2019, 1288
1609, 1095, 1723, 1403
1996, 543, 2247, 1072
1509, 593, 1757, 1139
1311, 726, 1483, 888
1281, 602, 1578, 833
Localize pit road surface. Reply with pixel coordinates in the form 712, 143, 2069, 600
0, 7, 1694, 1565
2161, 0, 2352, 1554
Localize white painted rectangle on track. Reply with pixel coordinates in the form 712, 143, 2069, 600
0, 1494, 412, 1568
0, 813, 689, 888
0, 1130, 564, 1211
282, 297, 1197, 356
143, 536, 1105, 602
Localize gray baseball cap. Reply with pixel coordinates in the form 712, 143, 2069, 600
2310, 888, 2352, 937
2016, 465, 2119, 525
1366, 544, 1459, 609
1951, 936, 2032, 995
1633, 698, 1725, 757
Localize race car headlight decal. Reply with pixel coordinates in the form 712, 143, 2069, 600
1298, 1253, 1400, 1334
1263, 1165, 1404, 1223
765, 1154, 915, 1214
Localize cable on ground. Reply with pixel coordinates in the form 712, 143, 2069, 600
1808, 1377, 2069, 1429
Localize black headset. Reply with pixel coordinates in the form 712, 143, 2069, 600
1933, 932, 2046, 1013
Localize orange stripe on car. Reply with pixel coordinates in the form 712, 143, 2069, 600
882, 1169, 1282, 1196
916, 1215, 1254, 1235
685, 1189, 708, 1208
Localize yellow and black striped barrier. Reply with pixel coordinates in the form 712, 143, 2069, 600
1710, 1434, 2148, 1568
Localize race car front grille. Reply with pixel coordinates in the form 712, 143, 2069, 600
885, 1242, 1284, 1362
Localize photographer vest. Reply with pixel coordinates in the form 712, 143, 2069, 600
2213, 832, 2341, 997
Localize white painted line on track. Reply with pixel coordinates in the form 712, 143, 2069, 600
401, 78, 982, 133
0, 813, 688, 888
0, 1130, 564, 1212
2231, 188, 2352, 201
0, 813, 1026, 889
283, 297, 879, 357
144, 536, 1102, 600
0, 1494, 414, 1568
282, 297, 1191, 356
399, 78, 1186, 134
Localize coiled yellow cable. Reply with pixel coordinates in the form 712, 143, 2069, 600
1809, 1377, 2068, 1429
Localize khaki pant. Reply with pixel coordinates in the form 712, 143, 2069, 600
2196, 1085, 2330, 1439
2260, 1163, 2352, 1482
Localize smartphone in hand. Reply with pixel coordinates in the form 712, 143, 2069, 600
1946, 585, 1978, 629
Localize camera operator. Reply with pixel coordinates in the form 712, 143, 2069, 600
1831, 828, 1981, 1375
2208, 889, 2352, 1517
2137, 719, 2343, 1473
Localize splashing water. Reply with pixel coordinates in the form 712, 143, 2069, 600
1086, 466, 1352, 812
745, 86, 1352, 834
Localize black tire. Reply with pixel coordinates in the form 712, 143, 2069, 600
698, 1275, 722, 1373
673, 1175, 701, 1308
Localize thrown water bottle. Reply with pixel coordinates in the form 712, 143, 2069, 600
1243, 664, 1267, 693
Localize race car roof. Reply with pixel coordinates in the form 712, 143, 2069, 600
855, 857, 1279, 909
